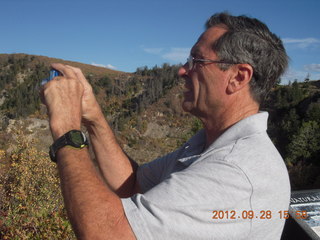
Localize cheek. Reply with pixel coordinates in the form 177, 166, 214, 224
192, 71, 206, 98
202, 79, 226, 107
192, 79, 200, 99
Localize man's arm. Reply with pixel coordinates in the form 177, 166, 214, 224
56, 147, 135, 239
52, 63, 140, 198
42, 64, 136, 239
84, 111, 141, 197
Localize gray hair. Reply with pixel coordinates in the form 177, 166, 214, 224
206, 12, 289, 103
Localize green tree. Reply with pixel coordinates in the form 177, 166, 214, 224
286, 121, 320, 165
306, 102, 320, 123
304, 73, 310, 82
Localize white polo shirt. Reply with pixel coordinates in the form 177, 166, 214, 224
121, 112, 291, 240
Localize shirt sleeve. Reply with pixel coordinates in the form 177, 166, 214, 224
122, 158, 253, 240
136, 147, 184, 193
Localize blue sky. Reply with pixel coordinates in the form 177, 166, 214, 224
1, 0, 319, 84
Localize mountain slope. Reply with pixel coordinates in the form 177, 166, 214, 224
0, 53, 196, 164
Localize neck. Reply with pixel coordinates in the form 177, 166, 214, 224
201, 97, 259, 149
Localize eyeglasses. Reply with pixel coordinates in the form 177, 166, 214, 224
187, 55, 238, 70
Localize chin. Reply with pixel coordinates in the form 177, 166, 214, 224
182, 101, 194, 113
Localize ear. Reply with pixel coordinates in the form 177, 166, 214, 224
226, 64, 253, 94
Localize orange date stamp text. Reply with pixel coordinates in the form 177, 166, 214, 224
212, 210, 308, 220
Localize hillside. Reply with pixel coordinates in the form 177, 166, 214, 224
0, 53, 197, 163
0, 53, 123, 77
0, 53, 132, 118
262, 80, 320, 189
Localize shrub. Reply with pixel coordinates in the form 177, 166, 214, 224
0, 130, 75, 239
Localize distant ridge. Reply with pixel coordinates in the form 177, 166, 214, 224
0, 53, 128, 78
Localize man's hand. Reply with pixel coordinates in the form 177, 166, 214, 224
41, 64, 83, 140
51, 63, 104, 128
42, 63, 140, 197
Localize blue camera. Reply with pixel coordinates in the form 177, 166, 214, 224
41, 69, 61, 85
49, 69, 60, 80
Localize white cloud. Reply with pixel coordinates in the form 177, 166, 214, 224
143, 48, 164, 54
281, 68, 309, 83
281, 67, 320, 84
105, 64, 117, 70
91, 62, 117, 70
282, 38, 320, 48
162, 48, 190, 62
142, 46, 190, 63
304, 64, 320, 72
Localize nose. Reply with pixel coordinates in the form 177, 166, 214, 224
178, 63, 188, 77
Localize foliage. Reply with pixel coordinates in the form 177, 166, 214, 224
286, 121, 320, 165
272, 81, 307, 108
306, 102, 320, 121
288, 163, 320, 190
264, 80, 320, 189
121, 64, 181, 115
176, 118, 203, 147
0, 56, 48, 118
191, 118, 203, 134
0, 130, 75, 239
106, 64, 182, 131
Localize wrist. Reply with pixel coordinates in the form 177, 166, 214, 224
82, 102, 105, 127
50, 130, 89, 163
51, 123, 81, 141
83, 110, 105, 130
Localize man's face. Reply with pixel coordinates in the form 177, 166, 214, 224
179, 26, 233, 118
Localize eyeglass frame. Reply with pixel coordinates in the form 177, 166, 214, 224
187, 55, 239, 70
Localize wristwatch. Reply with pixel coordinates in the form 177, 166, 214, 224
49, 130, 89, 162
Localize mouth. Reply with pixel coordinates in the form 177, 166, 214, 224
184, 77, 193, 90
184, 82, 192, 90
183, 80, 194, 99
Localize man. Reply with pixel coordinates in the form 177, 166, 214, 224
42, 12, 290, 239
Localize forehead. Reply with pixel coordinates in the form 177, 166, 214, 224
191, 26, 228, 56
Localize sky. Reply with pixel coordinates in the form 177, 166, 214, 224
1, 0, 319, 84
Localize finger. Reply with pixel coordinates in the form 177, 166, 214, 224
39, 85, 46, 104
65, 65, 90, 87
51, 76, 63, 81
51, 63, 77, 79
39, 79, 53, 105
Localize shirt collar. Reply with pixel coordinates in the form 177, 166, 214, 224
178, 111, 268, 162
208, 111, 268, 151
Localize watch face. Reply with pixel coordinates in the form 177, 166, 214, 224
70, 131, 85, 146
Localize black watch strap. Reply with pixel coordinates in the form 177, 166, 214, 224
49, 130, 88, 162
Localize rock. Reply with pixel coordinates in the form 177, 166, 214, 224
0, 114, 10, 130
143, 122, 169, 139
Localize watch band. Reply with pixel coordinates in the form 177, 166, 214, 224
49, 130, 88, 162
